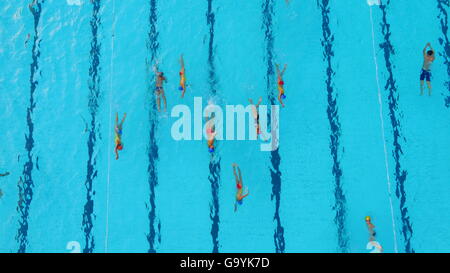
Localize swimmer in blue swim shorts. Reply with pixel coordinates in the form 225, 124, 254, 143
420, 42, 435, 96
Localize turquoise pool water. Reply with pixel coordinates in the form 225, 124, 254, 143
0, 0, 449, 253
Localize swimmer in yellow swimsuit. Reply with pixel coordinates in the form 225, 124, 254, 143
114, 112, 126, 160
232, 163, 249, 212
276, 63, 287, 107
179, 54, 187, 98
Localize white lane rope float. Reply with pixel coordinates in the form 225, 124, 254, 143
105, 0, 116, 253
369, 5, 399, 253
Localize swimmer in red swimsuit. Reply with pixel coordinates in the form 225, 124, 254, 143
232, 163, 249, 212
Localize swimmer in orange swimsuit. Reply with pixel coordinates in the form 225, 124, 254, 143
206, 112, 216, 153
114, 112, 126, 160
232, 163, 249, 212
276, 63, 287, 107
249, 97, 263, 136
179, 54, 187, 98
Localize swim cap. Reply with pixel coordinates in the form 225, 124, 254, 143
279, 81, 284, 86
365, 216, 371, 221
178, 86, 184, 91
281, 94, 286, 99
118, 144, 123, 151
179, 71, 183, 75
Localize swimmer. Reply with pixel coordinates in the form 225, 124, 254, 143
420, 42, 435, 96
25, 34, 30, 47
205, 113, 217, 153
28, 0, 37, 12
0, 189, 3, 199
0, 172, 10, 177
365, 216, 377, 242
276, 63, 287, 107
249, 97, 263, 137
179, 54, 187, 98
232, 163, 249, 212
153, 64, 167, 112
114, 112, 126, 160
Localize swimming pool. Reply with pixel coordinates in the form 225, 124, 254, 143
0, 0, 449, 253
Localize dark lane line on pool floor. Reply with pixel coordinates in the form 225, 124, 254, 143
82, 0, 102, 253
378, 1, 414, 253
206, 0, 221, 253
262, 0, 285, 253
146, 0, 161, 253
436, 0, 450, 107
317, 0, 348, 252
17, 0, 45, 253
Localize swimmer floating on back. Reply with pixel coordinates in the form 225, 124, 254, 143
114, 112, 126, 160
179, 54, 187, 98
365, 216, 377, 242
276, 63, 287, 107
365, 216, 383, 253
420, 42, 435, 96
153, 64, 167, 112
232, 163, 249, 212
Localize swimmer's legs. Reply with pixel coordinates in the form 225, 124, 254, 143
162, 92, 167, 111
427, 81, 432, 96
420, 80, 424, 95
156, 96, 161, 112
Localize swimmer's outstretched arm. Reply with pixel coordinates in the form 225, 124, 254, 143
232, 163, 240, 184
281, 64, 287, 76
256, 97, 263, 107
237, 166, 243, 184
153, 64, 159, 74
242, 192, 249, 199
180, 54, 185, 70
120, 113, 127, 126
